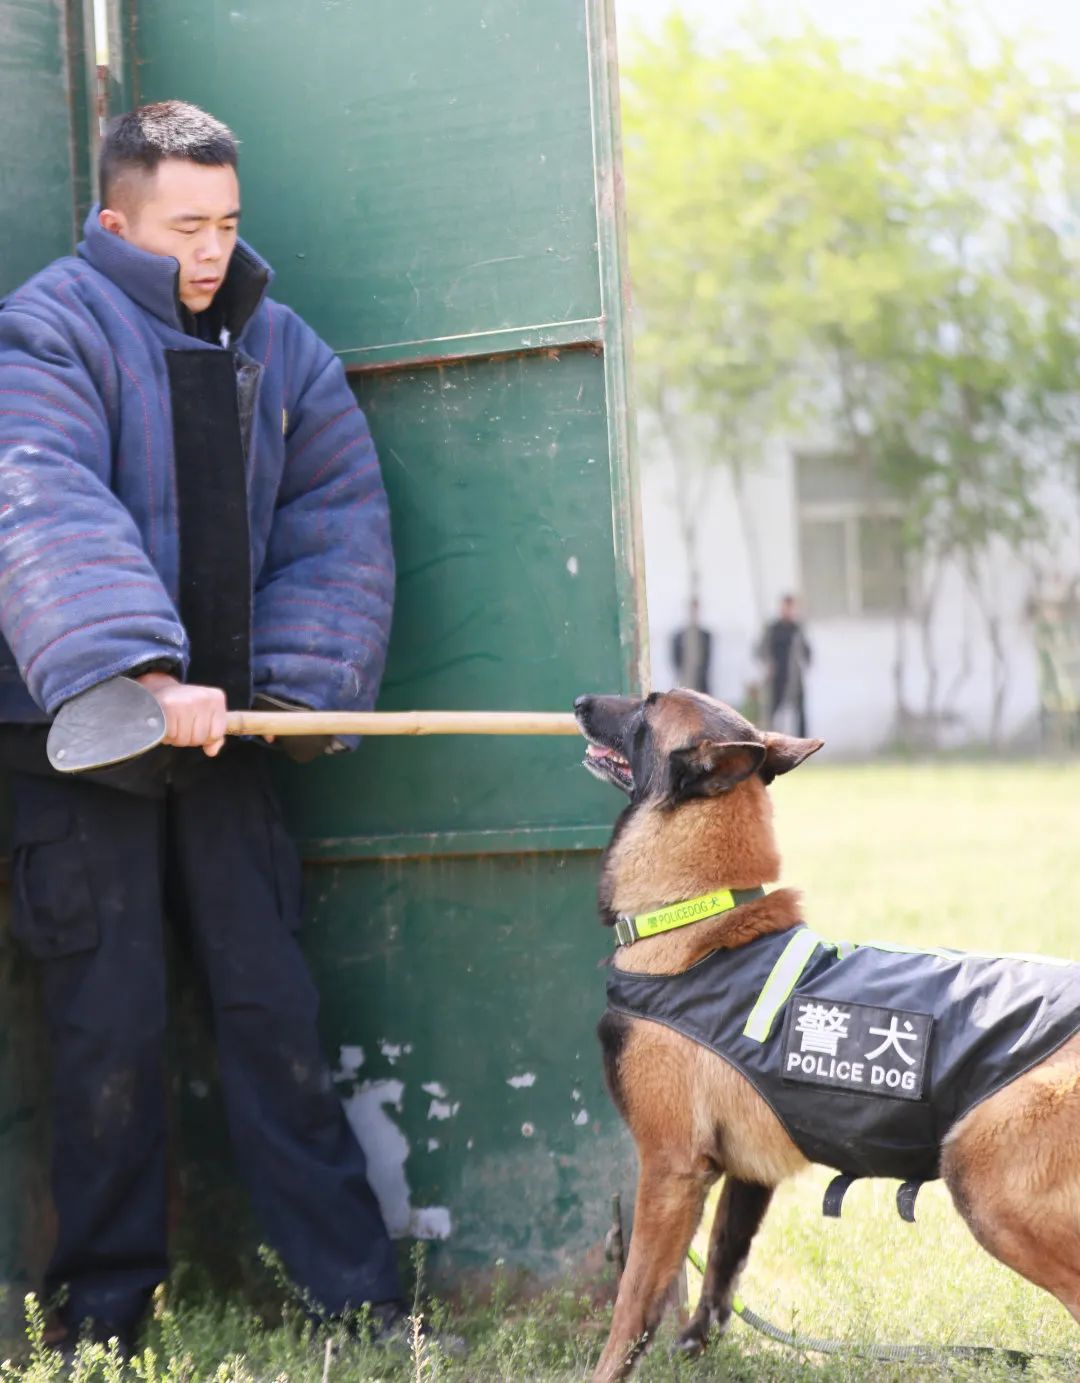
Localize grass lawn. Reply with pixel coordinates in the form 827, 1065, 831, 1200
7, 763, 1080, 1381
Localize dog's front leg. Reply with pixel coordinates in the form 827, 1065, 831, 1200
674, 1176, 773, 1358
591, 1161, 708, 1383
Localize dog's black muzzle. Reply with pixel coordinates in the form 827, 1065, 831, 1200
574, 694, 639, 794
574, 694, 639, 747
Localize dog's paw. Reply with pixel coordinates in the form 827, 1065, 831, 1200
672, 1320, 709, 1359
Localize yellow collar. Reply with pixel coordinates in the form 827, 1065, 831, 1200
614, 886, 766, 948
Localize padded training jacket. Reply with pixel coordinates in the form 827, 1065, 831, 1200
607, 926, 1080, 1180
0, 208, 394, 721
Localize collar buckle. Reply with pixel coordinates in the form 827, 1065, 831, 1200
614, 916, 638, 948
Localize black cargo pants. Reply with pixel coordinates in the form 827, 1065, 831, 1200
6, 738, 400, 1339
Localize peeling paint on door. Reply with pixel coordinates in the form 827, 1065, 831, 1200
340, 1078, 452, 1242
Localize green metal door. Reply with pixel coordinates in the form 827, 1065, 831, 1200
118, 0, 644, 1285
0, 0, 644, 1309
0, 0, 94, 297
0, 0, 98, 1330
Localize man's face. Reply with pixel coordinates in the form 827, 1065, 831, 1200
100, 159, 241, 313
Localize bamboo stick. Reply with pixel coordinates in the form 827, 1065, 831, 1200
224, 709, 581, 737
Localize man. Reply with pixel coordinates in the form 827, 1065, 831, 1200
0, 102, 407, 1351
758, 594, 812, 737
670, 597, 713, 694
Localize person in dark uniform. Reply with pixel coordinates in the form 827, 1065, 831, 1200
671, 598, 713, 694
0, 103, 409, 1352
759, 594, 812, 737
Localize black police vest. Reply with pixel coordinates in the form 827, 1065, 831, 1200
606, 926, 1080, 1181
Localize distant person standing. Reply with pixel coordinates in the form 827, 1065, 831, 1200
672, 598, 713, 693
759, 594, 812, 736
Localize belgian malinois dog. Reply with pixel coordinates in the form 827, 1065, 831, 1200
576, 688, 1080, 1382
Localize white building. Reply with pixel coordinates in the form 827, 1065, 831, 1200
639, 427, 1080, 755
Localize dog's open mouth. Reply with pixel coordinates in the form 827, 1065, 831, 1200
583, 741, 634, 793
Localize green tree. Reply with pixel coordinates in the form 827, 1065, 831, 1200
623, 15, 916, 622
623, 3, 1080, 743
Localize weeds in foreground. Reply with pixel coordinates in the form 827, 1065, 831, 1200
1, 1267, 1076, 1383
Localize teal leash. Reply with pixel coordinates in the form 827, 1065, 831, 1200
686, 1247, 1037, 1369
731, 1295, 1032, 1368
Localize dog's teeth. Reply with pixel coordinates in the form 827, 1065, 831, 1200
584, 743, 629, 774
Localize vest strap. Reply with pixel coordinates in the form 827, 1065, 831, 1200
822, 1172, 857, 1218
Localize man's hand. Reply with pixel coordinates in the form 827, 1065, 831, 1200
136, 672, 228, 757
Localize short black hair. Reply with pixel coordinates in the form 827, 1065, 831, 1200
100, 100, 238, 208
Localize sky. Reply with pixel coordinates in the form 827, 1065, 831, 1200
613, 0, 1080, 70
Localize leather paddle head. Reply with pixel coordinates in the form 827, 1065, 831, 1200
46, 676, 166, 773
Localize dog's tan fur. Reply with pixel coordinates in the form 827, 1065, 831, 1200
941, 1032, 1080, 1319
582, 690, 1080, 1382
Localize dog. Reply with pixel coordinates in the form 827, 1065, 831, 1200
575, 688, 1080, 1382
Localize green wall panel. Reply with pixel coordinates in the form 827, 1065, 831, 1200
0, 844, 639, 1322
169, 853, 634, 1284
0, 0, 91, 1337
0, 0, 84, 296
277, 349, 623, 847
124, 0, 602, 360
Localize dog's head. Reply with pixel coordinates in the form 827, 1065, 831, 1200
574, 689, 823, 807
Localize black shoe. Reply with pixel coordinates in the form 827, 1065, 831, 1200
364, 1300, 467, 1358
49, 1323, 134, 1368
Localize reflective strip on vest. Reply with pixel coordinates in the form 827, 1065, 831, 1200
743, 929, 823, 1043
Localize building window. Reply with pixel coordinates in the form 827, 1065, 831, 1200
796, 455, 908, 618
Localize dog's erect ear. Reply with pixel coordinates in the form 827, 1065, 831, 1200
668, 739, 767, 802
760, 732, 824, 786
